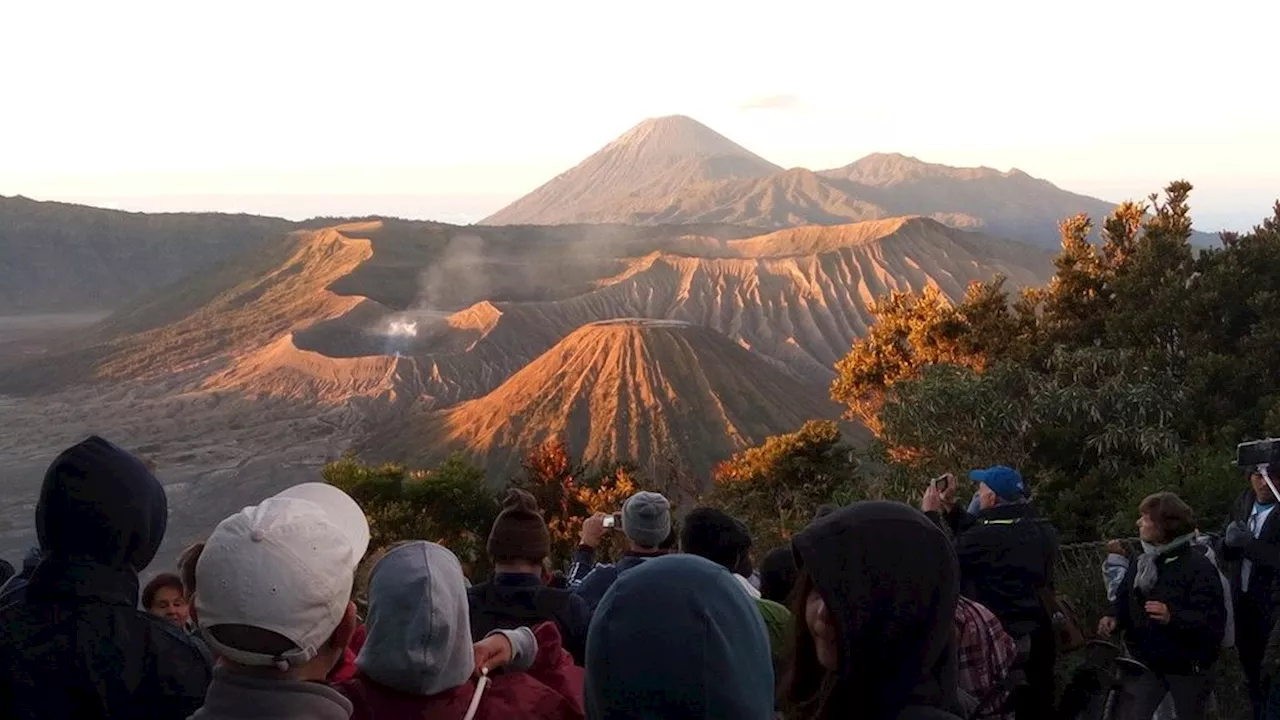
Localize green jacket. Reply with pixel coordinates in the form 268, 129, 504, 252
756, 597, 793, 668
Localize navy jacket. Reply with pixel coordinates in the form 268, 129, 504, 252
468, 572, 592, 665
571, 550, 660, 613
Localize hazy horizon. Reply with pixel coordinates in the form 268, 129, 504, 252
3, 1, 1277, 231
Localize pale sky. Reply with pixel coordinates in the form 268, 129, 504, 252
2, 0, 1276, 231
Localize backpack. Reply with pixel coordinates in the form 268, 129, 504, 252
1192, 534, 1236, 649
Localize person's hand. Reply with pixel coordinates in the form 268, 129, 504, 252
921, 482, 942, 513
1107, 540, 1128, 557
1225, 521, 1252, 549
1097, 616, 1117, 638
580, 512, 607, 549
1145, 601, 1171, 625
472, 633, 513, 676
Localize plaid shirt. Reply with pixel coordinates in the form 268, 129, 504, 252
955, 596, 1017, 720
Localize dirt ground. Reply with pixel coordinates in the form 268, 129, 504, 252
0, 314, 366, 572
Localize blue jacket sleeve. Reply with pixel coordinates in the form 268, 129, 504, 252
567, 545, 597, 588
572, 565, 615, 613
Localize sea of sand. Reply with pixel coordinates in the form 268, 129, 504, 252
0, 313, 364, 573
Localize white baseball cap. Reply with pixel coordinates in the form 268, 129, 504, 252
195, 482, 371, 669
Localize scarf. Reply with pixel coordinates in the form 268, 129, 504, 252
1134, 532, 1195, 593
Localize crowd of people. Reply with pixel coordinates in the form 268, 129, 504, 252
0, 435, 1277, 720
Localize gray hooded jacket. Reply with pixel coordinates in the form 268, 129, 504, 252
356, 541, 535, 695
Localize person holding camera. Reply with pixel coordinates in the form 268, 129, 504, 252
921, 466, 1060, 720
1223, 440, 1280, 719
569, 491, 672, 613
1098, 492, 1227, 720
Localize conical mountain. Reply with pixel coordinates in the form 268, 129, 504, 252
482, 115, 781, 225
483, 117, 1218, 248
379, 319, 849, 483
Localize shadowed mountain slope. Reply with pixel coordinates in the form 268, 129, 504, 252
0, 195, 293, 312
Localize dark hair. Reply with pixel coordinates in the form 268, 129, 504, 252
759, 545, 799, 605
1139, 492, 1197, 541
680, 507, 751, 571
780, 569, 841, 718
142, 572, 185, 610
177, 542, 204, 599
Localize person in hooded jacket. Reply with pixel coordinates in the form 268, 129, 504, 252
782, 501, 963, 720
1099, 493, 1226, 720
336, 540, 585, 720
585, 553, 775, 720
0, 436, 213, 719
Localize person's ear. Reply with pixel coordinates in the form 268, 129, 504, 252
329, 601, 358, 650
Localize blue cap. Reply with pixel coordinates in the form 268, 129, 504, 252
969, 466, 1026, 502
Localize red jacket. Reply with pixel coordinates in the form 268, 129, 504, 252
337, 622, 584, 720
327, 623, 368, 684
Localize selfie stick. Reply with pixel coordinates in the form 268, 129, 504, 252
1261, 465, 1280, 504
464, 668, 490, 720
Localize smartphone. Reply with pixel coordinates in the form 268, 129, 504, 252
1238, 439, 1280, 469
930, 474, 952, 493
602, 514, 618, 529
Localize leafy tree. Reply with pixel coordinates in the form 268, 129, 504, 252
1180, 202, 1280, 443
1104, 448, 1241, 539
1104, 183, 1196, 356
830, 281, 1024, 431
511, 439, 585, 560
1038, 214, 1106, 347
829, 181, 1280, 541
710, 420, 861, 550
324, 452, 497, 573
510, 440, 647, 567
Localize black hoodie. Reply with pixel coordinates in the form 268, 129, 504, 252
791, 501, 962, 720
0, 436, 212, 719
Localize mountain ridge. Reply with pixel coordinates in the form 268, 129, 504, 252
484, 116, 1217, 248
0, 194, 294, 312
0, 214, 1052, 482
